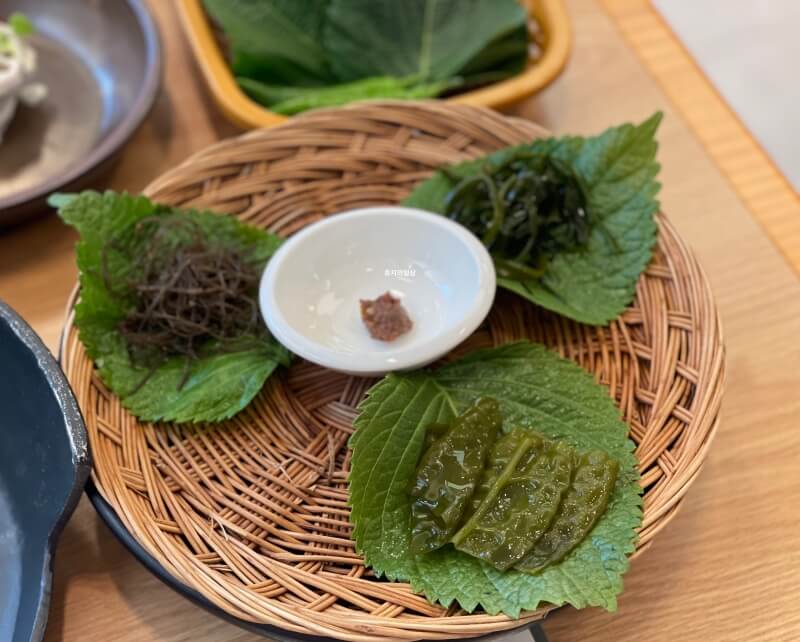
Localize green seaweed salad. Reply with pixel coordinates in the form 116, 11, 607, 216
204, 0, 535, 114
406, 113, 663, 325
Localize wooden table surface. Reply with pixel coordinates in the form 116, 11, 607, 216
1, 1, 799, 640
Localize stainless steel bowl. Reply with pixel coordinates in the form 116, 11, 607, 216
0, 0, 161, 226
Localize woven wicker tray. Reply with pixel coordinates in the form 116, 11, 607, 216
61, 102, 725, 641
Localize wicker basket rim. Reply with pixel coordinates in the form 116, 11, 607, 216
61, 101, 726, 642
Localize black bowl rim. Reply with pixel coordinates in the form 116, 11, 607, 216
0, 0, 163, 214
0, 300, 91, 642
86, 481, 340, 642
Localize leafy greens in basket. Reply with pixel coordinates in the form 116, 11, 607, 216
53, 191, 289, 424
349, 342, 641, 617
404, 113, 663, 325
203, 0, 531, 114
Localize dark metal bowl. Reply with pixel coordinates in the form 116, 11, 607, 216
0, 301, 90, 642
0, 0, 161, 226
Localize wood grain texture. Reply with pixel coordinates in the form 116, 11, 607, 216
0, 0, 797, 640
603, 0, 800, 274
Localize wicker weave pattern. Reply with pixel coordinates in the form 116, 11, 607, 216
60, 103, 725, 641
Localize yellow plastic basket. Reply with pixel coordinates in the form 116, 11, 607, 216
177, 0, 572, 129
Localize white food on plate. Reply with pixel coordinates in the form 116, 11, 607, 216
0, 22, 47, 142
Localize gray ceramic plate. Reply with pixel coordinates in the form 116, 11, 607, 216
0, 300, 90, 642
0, 0, 161, 226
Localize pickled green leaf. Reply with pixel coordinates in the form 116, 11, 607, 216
409, 398, 501, 555
451, 429, 573, 570
465, 427, 533, 517
349, 342, 642, 617
423, 423, 450, 450
516, 450, 619, 574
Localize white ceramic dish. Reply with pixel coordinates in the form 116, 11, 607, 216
259, 206, 496, 376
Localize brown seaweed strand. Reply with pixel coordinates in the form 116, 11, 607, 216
104, 214, 264, 392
